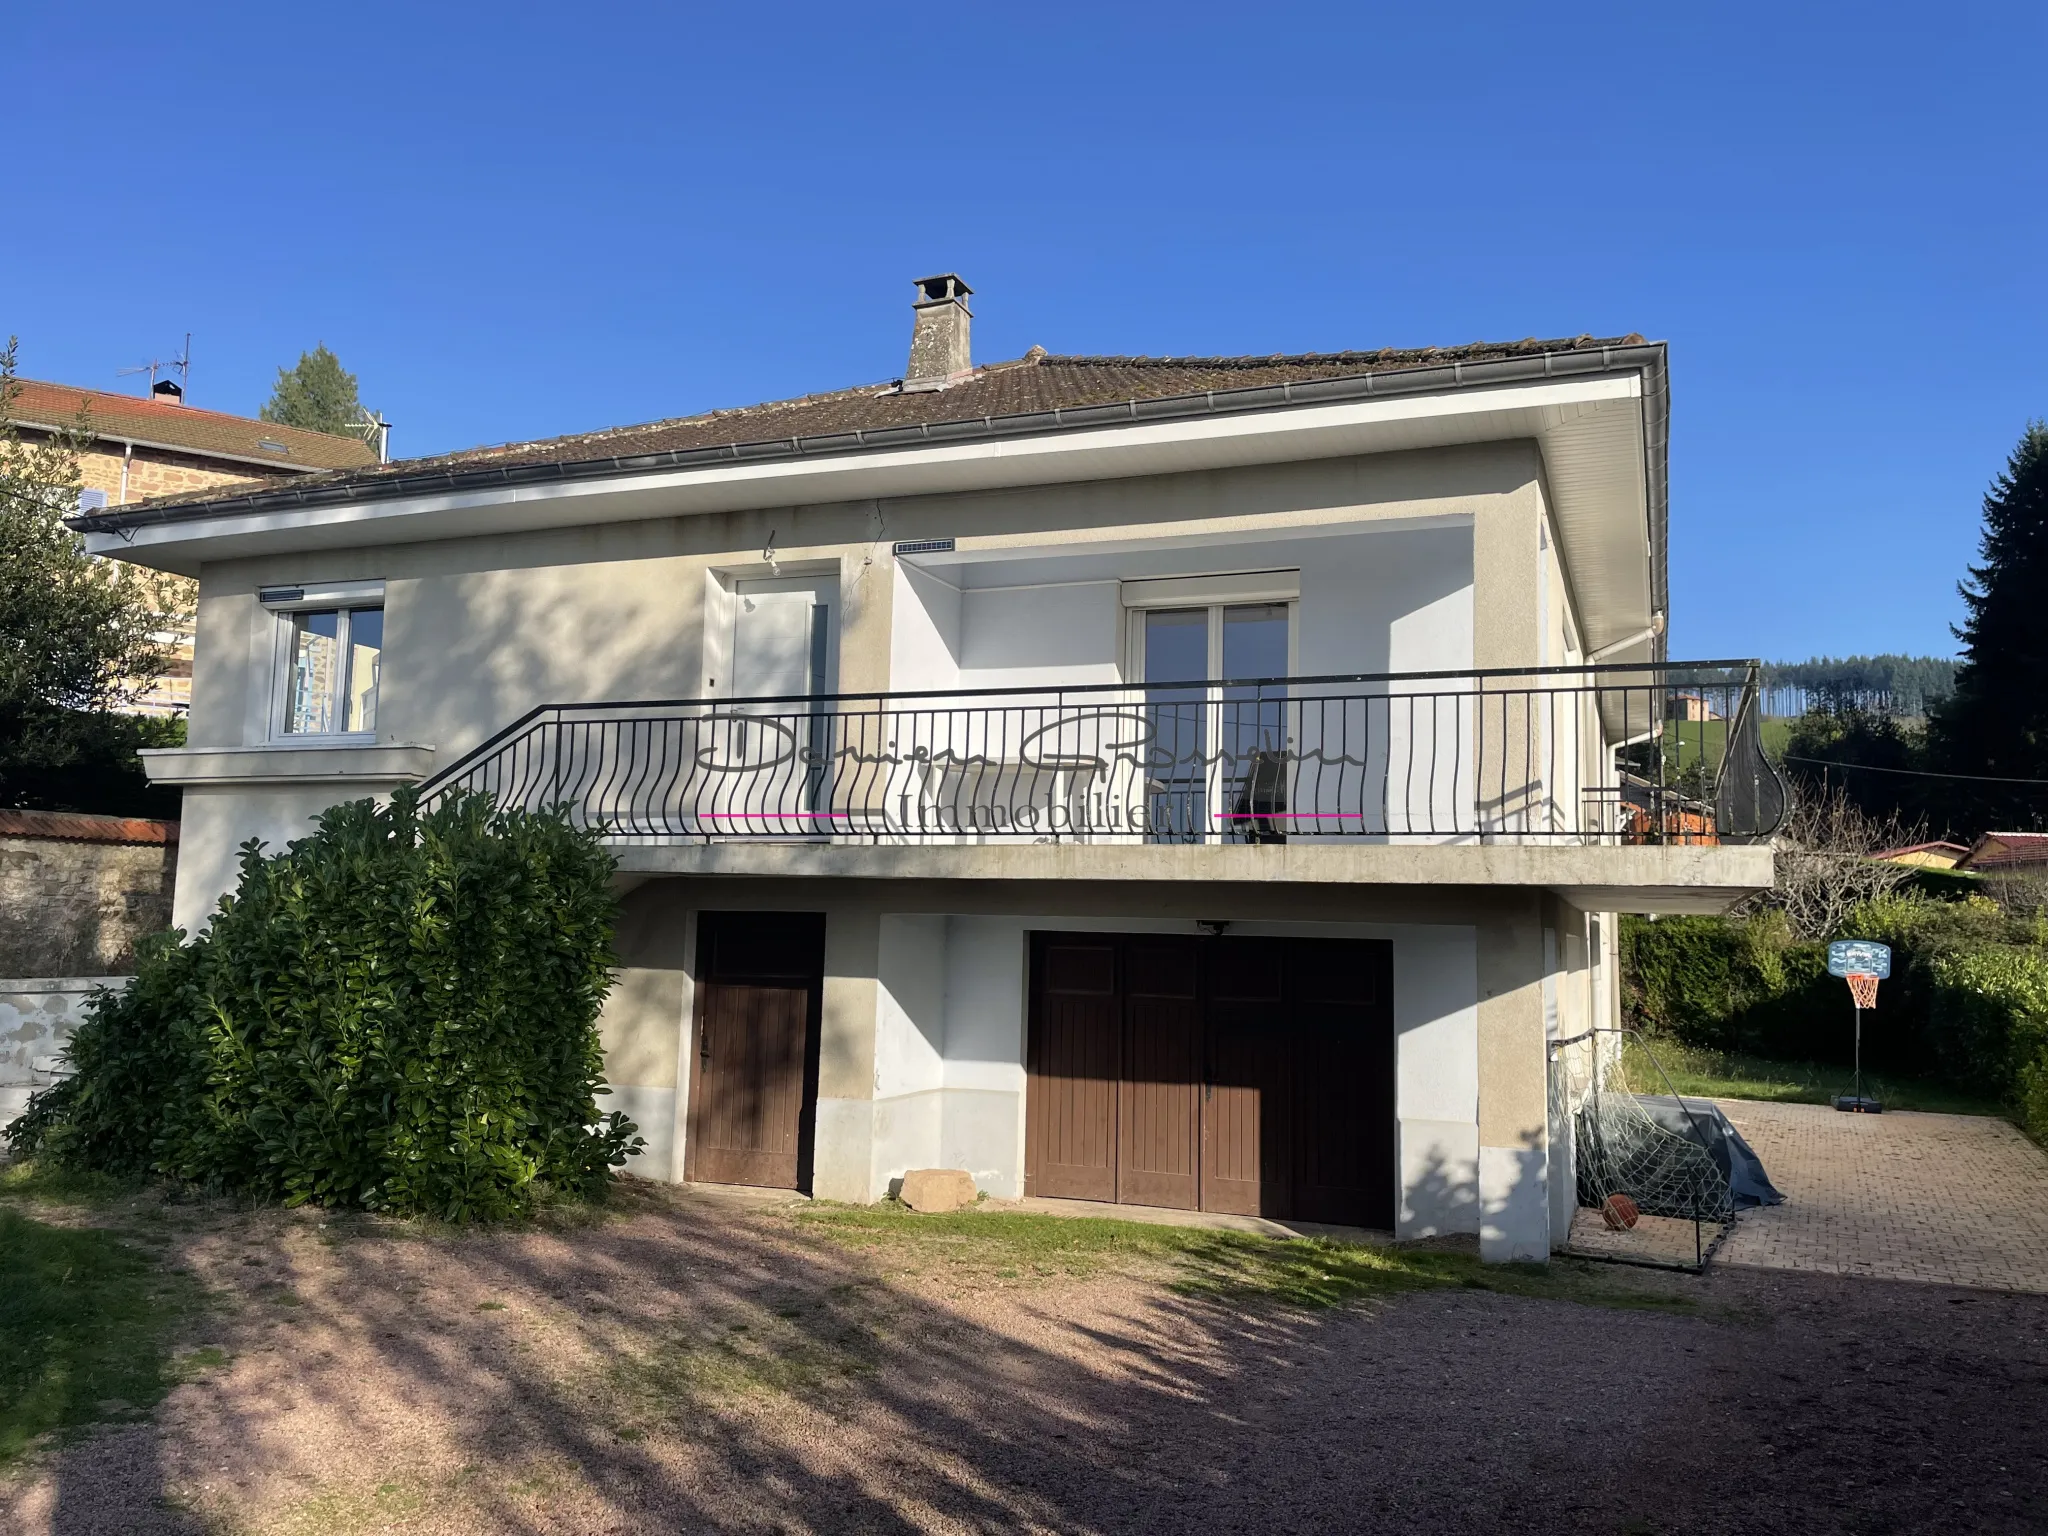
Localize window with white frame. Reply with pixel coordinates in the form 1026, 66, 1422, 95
1120, 571, 1299, 842
261, 584, 385, 738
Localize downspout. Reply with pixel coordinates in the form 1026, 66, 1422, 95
1586, 612, 1665, 663
119, 440, 134, 504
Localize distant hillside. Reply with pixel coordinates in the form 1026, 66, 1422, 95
1760, 654, 1958, 718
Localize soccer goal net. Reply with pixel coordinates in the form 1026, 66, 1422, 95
1548, 1027, 1735, 1270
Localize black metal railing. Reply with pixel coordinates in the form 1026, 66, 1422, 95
417, 661, 1786, 847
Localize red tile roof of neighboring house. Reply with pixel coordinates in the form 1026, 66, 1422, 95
86, 335, 1650, 517
5, 378, 377, 473
1958, 832, 2048, 871
0, 808, 179, 845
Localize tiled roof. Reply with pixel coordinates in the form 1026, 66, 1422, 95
0, 808, 179, 845
95, 335, 1647, 518
1960, 833, 2048, 871
6, 378, 378, 472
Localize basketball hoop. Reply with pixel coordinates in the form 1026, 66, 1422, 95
1846, 972, 1879, 1010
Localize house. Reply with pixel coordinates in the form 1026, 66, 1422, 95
5, 374, 379, 713
1875, 840, 1970, 870
71, 276, 1780, 1262
1957, 833, 2048, 873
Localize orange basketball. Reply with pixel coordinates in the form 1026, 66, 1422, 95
1601, 1193, 1641, 1231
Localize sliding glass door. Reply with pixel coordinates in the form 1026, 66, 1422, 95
1140, 602, 1292, 843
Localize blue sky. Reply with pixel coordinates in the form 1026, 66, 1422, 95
9, 5, 2043, 661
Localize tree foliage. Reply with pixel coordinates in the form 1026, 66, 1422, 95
6, 790, 642, 1220
261, 344, 367, 437
0, 340, 188, 812
1781, 707, 1943, 833
1764, 655, 1957, 717
1625, 895, 2048, 1142
0, 341, 177, 716
1743, 780, 1917, 941
1928, 422, 2048, 829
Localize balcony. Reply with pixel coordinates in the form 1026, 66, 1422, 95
418, 662, 1786, 856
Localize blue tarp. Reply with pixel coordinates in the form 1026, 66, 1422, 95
1633, 1095, 1784, 1208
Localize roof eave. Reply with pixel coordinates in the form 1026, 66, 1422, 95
71, 342, 1669, 539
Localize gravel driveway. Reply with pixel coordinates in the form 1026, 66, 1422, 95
3, 1184, 2044, 1535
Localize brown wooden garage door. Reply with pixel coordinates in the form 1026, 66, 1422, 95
1025, 933, 1394, 1228
685, 912, 826, 1191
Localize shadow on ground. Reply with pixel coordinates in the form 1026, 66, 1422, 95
6, 1185, 2045, 1535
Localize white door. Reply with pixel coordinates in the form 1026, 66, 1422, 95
720, 578, 837, 834
733, 583, 832, 700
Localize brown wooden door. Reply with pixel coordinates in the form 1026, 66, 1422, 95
1202, 939, 1292, 1217
1026, 932, 1395, 1228
1118, 940, 1202, 1210
1286, 939, 1396, 1228
685, 912, 825, 1191
1025, 938, 1120, 1200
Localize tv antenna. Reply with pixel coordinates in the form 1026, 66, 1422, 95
116, 333, 193, 398
348, 405, 393, 463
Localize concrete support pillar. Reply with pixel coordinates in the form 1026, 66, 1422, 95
1470, 451, 1545, 672
1476, 892, 1551, 1261
595, 883, 691, 1181
811, 904, 882, 1202
1469, 453, 1548, 835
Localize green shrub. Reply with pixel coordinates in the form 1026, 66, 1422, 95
1622, 912, 1836, 1060
1624, 893, 2048, 1143
5, 790, 641, 1219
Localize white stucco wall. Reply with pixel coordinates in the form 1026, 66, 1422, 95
173, 784, 376, 934
871, 915, 949, 1191
888, 522, 1474, 689
857, 912, 1481, 1229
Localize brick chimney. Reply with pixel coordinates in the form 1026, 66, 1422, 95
151, 378, 184, 406
904, 274, 972, 391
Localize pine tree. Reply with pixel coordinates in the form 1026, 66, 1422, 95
260, 344, 365, 436
1928, 422, 2048, 830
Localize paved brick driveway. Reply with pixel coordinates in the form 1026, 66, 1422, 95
1715, 1099, 2048, 1293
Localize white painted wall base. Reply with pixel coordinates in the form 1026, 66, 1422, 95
940, 1087, 1024, 1198
1399, 1119, 1480, 1237
1479, 1143, 1550, 1262
604, 1083, 677, 1182
811, 1095, 875, 1203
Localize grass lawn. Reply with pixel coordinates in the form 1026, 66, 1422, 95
0, 1200, 205, 1467
1655, 715, 1796, 776
794, 1202, 1692, 1314
1624, 1036, 2007, 1118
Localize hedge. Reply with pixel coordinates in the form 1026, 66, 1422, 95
5, 789, 641, 1219
1624, 895, 2048, 1144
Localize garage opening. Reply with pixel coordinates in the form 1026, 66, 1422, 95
685, 912, 826, 1192
1024, 933, 1395, 1228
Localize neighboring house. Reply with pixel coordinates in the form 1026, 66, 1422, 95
72, 276, 1781, 1261
1876, 840, 1970, 870
1957, 833, 2048, 873
7, 376, 378, 713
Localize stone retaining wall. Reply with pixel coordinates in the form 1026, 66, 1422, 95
0, 813, 177, 975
